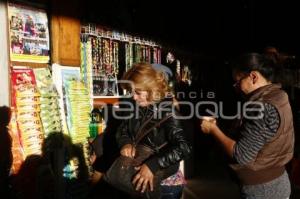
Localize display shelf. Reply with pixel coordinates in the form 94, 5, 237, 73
93, 97, 119, 107
10, 61, 48, 68
92, 95, 121, 99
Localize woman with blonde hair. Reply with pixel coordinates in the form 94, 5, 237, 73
115, 63, 191, 198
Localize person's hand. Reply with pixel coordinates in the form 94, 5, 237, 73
89, 152, 97, 165
90, 171, 103, 185
200, 117, 217, 134
120, 144, 136, 158
132, 164, 154, 193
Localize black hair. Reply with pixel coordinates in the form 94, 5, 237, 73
0, 106, 11, 127
232, 53, 275, 81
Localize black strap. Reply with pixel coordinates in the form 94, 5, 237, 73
134, 113, 173, 145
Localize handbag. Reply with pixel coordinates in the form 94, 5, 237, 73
104, 113, 177, 198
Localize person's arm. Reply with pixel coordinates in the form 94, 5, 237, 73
145, 115, 191, 173
116, 120, 135, 157
116, 119, 131, 148
232, 103, 279, 165
201, 103, 280, 165
133, 115, 191, 193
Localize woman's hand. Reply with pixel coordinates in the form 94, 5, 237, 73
200, 117, 217, 134
120, 144, 136, 158
132, 164, 154, 193
90, 171, 103, 185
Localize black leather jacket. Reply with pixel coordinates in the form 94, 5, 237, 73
116, 98, 191, 174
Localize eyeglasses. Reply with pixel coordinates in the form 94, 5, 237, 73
233, 75, 249, 88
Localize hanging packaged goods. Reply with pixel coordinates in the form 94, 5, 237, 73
64, 79, 91, 143
9, 109, 25, 174
125, 42, 133, 71
80, 24, 161, 97
51, 65, 93, 176
9, 65, 93, 174
33, 68, 62, 136
10, 68, 44, 159
51, 65, 92, 143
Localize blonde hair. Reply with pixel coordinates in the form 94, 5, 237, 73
121, 63, 170, 103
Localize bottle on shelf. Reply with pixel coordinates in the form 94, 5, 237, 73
89, 108, 101, 138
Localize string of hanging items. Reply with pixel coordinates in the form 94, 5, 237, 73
80, 23, 161, 97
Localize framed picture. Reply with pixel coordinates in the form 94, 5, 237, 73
8, 2, 50, 63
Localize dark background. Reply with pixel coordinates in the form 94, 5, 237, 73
12, 0, 299, 58
78, 0, 300, 182
81, 0, 299, 57
12, 0, 299, 175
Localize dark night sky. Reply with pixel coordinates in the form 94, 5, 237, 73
82, 0, 299, 57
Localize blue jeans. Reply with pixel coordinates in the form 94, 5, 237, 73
161, 185, 184, 199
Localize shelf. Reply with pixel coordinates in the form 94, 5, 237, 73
92, 95, 131, 99
92, 96, 121, 99
93, 97, 119, 107
11, 61, 48, 68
